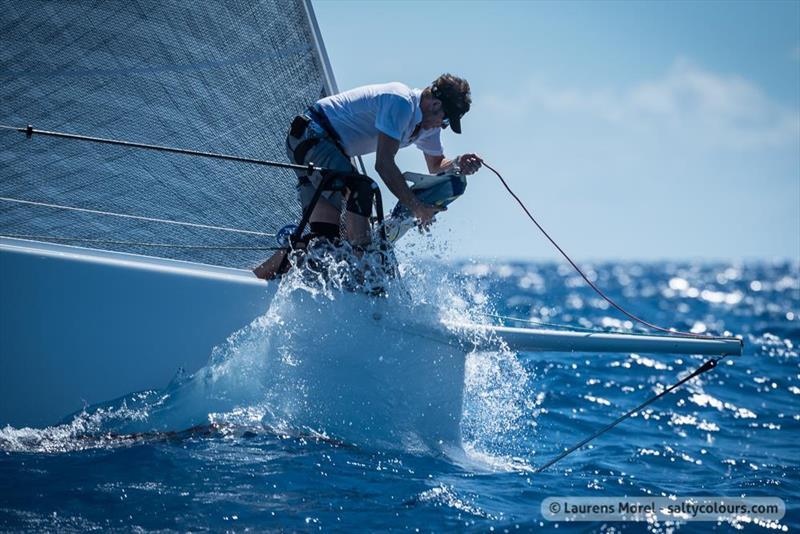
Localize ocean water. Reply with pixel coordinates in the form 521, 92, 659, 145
1, 255, 798, 532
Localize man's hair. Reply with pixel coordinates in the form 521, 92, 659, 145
431, 73, 471, 115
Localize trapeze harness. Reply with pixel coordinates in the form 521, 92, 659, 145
287, 104, 377, 240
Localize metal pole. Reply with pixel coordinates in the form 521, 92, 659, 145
1, 124, 324, 173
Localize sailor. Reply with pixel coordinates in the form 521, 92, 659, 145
254, 73, 482, 279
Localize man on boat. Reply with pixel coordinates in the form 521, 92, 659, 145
254, 73, 482, 280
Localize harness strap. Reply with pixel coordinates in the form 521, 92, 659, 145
290, 106, 372, 217
292, 137, 320, 167
307, 104, 349, 158
289, 107, 350, 176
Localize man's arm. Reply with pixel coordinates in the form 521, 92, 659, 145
424, 154, 452, 174
424, 153, 483, 175
375, 132, 440, 227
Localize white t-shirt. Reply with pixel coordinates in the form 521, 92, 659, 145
314, 82, 443, 158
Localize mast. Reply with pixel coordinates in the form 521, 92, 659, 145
300, 0, 369, 175
302, 0, 340, 95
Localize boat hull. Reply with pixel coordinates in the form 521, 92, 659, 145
0, 238, 466, 450
0, 238, 274, 427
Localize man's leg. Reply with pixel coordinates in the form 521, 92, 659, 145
254, 127, 366, 279
253, 177, 349, 280
308, 195, 341, 227
307, 186, 371, 246
342, 211, 370, 245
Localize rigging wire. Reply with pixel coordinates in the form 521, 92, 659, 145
479, 313, 738, 339
534, 355, 725, 473
0, 123, 328, 247
0, 234, 282, 251
480, 312, 610, 332
0, 124, 322, 173
0, 196, 276, 237
480, 160, 735, 341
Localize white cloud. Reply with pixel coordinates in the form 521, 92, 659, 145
485, 60, 800, 151
792, 44, 800, 61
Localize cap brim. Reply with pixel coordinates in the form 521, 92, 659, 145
449, 115, 462, 134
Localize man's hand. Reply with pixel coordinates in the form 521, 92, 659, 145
458, 153, 482, 175
424, 153, 483, 175
412, 201, 445, 230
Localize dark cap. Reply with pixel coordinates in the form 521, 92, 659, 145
431, 73, 471, 134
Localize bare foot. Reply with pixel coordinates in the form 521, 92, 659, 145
253, 249, 289, 280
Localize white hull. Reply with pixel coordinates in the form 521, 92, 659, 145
0, 238, 273, 427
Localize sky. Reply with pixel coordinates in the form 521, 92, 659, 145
312, 0, 800, 262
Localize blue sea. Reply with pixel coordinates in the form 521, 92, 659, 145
1, 257, 798, 532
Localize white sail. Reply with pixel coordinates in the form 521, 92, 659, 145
0, 0, 335, 269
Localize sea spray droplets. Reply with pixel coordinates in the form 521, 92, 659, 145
414, 484, 497, 519
461, 348, 534, 462
0, 392, 162, 453
397, 249, 542, 466
280, 238, 400, 298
